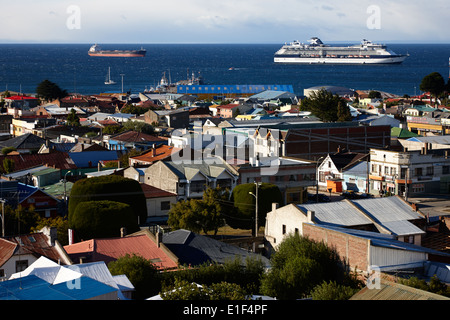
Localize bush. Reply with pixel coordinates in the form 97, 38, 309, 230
68, 175, 147, 225
69, 200, 139, 240
160, 279, 248, 300
108, 253, 159, 300
310, 281, 359, 300
260, 233, 354, 300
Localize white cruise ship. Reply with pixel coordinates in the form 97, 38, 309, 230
274, 37, 408, 64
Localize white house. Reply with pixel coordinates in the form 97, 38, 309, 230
265, 196, 427, 252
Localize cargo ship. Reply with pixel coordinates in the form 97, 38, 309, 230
88, 44, 146, 57
274, 37, 408, 64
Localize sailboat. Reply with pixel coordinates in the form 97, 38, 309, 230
104, 67, 116, 85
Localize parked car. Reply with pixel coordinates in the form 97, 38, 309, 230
308, 193, 330, 202
341, 190, 358, 199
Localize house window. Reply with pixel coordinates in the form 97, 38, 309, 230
16, 260, 28, 273
426, 167, 433, 176
282, 224, 286, 235
161, 201, 171, 211
443, 166, 450, 174
415, 168, 423, 177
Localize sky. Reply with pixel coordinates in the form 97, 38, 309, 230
1, 0, 449, 44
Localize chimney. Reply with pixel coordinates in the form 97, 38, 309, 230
120, 227, 127, 238
307, 210, 315, 223
156, 230, 162, 248
152, 144, 156, 157
272, 202, 279, 211
42, 226, 58, 246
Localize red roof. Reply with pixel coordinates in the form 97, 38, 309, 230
0, 152, 76, 171
130, 145, 180, 164
217, 104, 239, 109
2, 233, 69, 265
140, 183, 177, 198
111, 130, 166, 143
64, 235, 178, 270
6, 95, 38, 101
0, 238, 17, 268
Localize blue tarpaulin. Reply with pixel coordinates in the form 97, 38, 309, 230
177, 84, 294, 94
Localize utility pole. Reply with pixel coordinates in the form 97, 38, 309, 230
1, 199, 5, 237
316, 156, 325, 203
249, 181, 261, 237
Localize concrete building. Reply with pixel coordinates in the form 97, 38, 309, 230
369, 146, 450, 196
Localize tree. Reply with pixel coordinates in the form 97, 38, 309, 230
337, 100, 352, 122
368, 90, 382, 99
108, 253, 159, 299
31, 216, 70, 246
1, 147, 16, 155
69, 200, 139, 240
68, 175, 147, 228
36, 79, 67, 102
420, 72, 445, 105
120, 104, 148, 115
122, 120, 154, 134
300, 89, 347, 122
260, 233, 358, 300
4, 204, 40, 236
66, 108, 80, 126
228, 183, 283, 234
167, 187, 231, 235
2, 158, 15, 173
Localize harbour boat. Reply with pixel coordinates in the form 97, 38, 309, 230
274, 37, 408, 64
88, 44, 146, 57
104, 67, 116, 85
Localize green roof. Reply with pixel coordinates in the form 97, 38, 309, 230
391, 127, 420, 138
31, 167, 60, 176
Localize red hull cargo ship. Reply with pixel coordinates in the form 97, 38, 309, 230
88, 44, 146, 57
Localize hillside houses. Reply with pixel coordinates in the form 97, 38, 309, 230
1, 86, 450, 301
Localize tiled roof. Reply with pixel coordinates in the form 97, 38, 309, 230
0, 238, 17, 268
64, 235, 178, 270
0, 152, 76, 171
4, 233, 68, 264
140, 183, 176, 198
130, 145, 180, 164
110, 130, 166, 143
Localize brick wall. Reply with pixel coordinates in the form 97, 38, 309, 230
303, 223, 370, 271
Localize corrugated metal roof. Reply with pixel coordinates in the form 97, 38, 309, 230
162, 229, 271, 267
351, 197, 425, 236
350, 279, 450, 300
0, 275, 117, 300
297, 201, 372, 227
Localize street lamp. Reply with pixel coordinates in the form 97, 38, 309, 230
0, 199, 5, 237
64, 171, 71, 215
249, 181, 261, 237
316, 156, 325, 203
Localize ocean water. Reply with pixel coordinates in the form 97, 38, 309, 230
0, 43, 449, 97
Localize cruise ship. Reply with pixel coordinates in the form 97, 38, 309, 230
274, 37, 408, 64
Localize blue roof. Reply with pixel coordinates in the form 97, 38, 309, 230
69, 150, 119, 168
177, 84, 294, 94
0, 275, 117, 300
